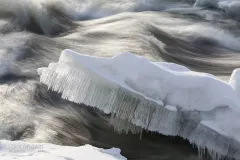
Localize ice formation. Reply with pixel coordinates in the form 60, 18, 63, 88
39, 49, 240, 160
0, 140, 126, 160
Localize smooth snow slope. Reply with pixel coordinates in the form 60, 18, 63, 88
0, 140, 126, 160
39, 49, 240, 160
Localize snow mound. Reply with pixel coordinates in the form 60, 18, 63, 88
39, 49, 240, 160
0, 140, 126, 160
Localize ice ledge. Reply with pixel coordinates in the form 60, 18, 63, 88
38, 49, 240, 160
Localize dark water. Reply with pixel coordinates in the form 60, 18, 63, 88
0, 0, 240, 159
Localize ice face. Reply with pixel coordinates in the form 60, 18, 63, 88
39, 49, 240, 160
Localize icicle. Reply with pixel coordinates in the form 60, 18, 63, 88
39, 62, 169, 132
188, 122, 229, 160
147, 105, 179, 136
110, 117, 143, 135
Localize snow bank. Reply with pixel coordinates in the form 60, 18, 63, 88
0, 140, 126, 160
39, 49, 240, 160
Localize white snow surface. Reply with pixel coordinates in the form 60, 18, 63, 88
0, 140, 126, 160
39, 49, 240, 159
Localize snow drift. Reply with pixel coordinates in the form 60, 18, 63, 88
0, 140, 126, 160
39, 49, 240, 160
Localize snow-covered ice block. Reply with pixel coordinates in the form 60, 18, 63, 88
38, 49, 240, 160
39, 49, 240, 111
0, 140, 126, 160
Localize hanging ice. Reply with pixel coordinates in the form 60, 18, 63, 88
39, 49, 240, 160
